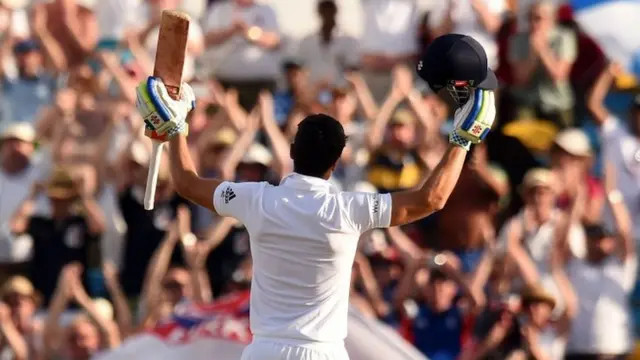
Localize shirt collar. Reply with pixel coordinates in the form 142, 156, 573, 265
280, 172, 337, 192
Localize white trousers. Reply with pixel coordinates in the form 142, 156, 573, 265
240, 338, 350, 360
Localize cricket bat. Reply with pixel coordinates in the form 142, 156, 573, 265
144, 10, 190, 210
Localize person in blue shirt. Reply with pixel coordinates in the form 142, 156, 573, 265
393, 252, 485, 360
1, 40, 57, 125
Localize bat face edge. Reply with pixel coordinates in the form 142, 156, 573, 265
153, 11, 190, 100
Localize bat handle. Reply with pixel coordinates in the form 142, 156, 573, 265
144, 141, 165, 210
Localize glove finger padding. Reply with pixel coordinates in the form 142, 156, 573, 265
454, 89, 495, 144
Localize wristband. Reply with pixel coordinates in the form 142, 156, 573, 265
449, 132, 471, 151
607, 189, 623, 204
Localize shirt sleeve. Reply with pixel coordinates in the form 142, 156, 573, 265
558, 30, 578, 62
258, 5, 280, 33
213, 181, 264, 223
622, 255, 638, 292
344, 192, 392, 233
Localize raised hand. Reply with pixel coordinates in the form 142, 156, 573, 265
450, 88, 496, 149
391, 65, 414, 98
136, 77, 195, 139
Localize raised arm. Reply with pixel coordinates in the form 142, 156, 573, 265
31, 5, 67, 72
218, 109, 259, 180
366, 66, 408, 150
140, 223, 180, 312
353, 253, 391, 318
389, 89, 495, 226
258, 91, 293, 178
603, 162, 635, 261
587, 62, 619, 126
0, 303, 28, 360
43, 264, 76, 355
505, 216, 541, 287
102, 262, 133, 338
345, 71, 379, 121
176, 206, 213, 304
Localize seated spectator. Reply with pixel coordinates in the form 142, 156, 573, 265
296, 0, 358, 89
429, 0, 505, 70
0, 275, 42, 359
559, 164, 636, 359
587, 62, 640, 241
508, 0, 577, 127
393, 252, 485, 360
0, 40, 59, 125
10, 167, 105, 304
202, 0, 281, 110
550, 128, 603, 224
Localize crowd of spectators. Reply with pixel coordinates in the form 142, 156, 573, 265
0, 0, 639, 359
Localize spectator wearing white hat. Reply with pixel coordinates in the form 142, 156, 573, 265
502, 168, 585, 310
0, 123, 45, 267
550, 128, 604, 224
588, 62, 640, 242
0, 275, 42, 360
202, 0, 281, 110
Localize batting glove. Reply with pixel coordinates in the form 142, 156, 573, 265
136, 76, 195, 139
449, 88, 496, 150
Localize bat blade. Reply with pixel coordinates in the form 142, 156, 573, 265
153, 10, 190, 100
144, 10, 190, 211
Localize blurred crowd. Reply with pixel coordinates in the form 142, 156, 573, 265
0, 0, 639, 359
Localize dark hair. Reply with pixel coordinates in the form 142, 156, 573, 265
291, 114, 347, 178
318, 0, 337, 13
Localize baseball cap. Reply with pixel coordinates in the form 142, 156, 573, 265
0, 122, 35, 143
522, 168, 555, 190
417, 34, 498, 91
553, 128, 592, 157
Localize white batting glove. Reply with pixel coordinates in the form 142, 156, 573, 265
449, 89, 496, 150
136, 76, 195, 137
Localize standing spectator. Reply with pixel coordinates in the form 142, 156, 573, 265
560, 164, 636, 359
117, 142, 187, 298
550, 128, 603, 224
365, 66, 431, 193
9, 167, 105, 304
429, 0, 505, 69
0, 123, 42, 268
135, 0, 205, 82
434, 144, 509, 272
359, 0, 421, 102
394, 252, 485, 360
0, 39, 59, 125
202, 0, 281, 110
503, 168, 585, 305
508, 0, 577, 127
296, 0, 359, 89
39, 0, 99, 70
587, 62, 640, 241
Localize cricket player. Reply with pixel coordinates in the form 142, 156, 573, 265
136, 34, 497, 360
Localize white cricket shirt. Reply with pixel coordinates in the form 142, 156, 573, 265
212, 173, 392, 344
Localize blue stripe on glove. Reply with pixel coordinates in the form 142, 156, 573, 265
146, 76, 172, 121
461, 89, 483, 130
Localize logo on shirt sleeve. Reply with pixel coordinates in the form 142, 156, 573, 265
223, 186, 236, 204
372, 195, 380, 214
